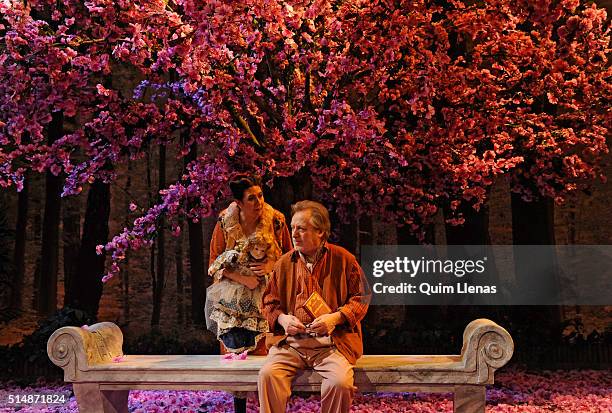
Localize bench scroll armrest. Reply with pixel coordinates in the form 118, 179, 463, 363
460, 319, 514, 384
47, 322, 124, 381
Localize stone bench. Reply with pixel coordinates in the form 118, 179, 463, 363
47, 318, 513, 413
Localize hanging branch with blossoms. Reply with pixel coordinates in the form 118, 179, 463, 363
99, 0, 400, 279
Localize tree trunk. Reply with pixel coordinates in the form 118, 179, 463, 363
32, 174, 43, 241
146, 148, 157, 324
266, 170, 313, 220
265, 176, 293, 220
11, 172, 28, 311
67, 181, 111, 318
358, 215, 373, 259
445, 204, 491, 245
0, 192, 13, 313
396, 223, 435, 245
35, 111, 63, 316
174, 142, 186, 325
511, 193, 556, 246
184, 144, 206, 325
62, 193, 81, 307
510, 192, 561, 345
444, 202, 500, 287
31, 174, 42, 312
176, 215, 185, 325
188, 219, 206, 325
396, 222, 434, 340
122, 161, 132, 324
511, 193, 559, 297
337, 220, 359, 255
358, 215, 383, 350
444, 202, 501, 334
151, 146, 166, 327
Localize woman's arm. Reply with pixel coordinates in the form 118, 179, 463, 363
220, 268, 259, 290
209, 221, 225, 267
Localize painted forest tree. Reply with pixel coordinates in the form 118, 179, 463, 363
0, 190, 14, 316
0, 1, 609, 320
11, 172, 28, 313
0, 1, 162, 317
35, 111, 62, 316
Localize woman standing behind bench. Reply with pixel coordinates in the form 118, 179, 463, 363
207, 174, 292, 355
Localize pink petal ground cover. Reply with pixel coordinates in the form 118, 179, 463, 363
0, 369, 609, 412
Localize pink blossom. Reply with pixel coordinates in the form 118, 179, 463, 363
222, 351, 248, 361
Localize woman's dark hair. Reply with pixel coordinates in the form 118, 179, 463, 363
229, 174, 262, 200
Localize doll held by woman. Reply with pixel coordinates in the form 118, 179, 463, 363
205, 233, 272, 353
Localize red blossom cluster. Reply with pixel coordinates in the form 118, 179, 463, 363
0, 0, 609, 281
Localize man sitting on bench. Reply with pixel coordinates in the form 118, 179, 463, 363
258, 200, 371, 413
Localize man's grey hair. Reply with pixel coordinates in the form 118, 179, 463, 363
291, 200, 331, 241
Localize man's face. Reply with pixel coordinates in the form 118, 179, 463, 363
291, 210, 324, 256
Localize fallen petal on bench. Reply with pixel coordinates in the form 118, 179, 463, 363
222, 351, 249, 361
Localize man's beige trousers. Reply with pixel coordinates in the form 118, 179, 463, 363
258, 337, 355, 413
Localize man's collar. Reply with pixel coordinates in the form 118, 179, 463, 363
291, 242, 328, 264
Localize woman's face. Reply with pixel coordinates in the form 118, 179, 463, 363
237, 185, 264, 218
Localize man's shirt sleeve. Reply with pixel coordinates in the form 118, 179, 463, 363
337, 259, 371, 328
262, 267, 283, 331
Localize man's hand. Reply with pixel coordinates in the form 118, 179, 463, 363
309, 312, 344, 336
248, 260, 274, 276
278, 313, 306, 336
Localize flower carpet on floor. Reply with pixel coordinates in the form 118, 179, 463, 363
0, 369, 610, 412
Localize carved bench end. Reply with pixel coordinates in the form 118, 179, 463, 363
461, 319, 514, 382
47, 322, 124, 381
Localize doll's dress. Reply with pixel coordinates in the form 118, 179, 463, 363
205, 250, 269, 353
